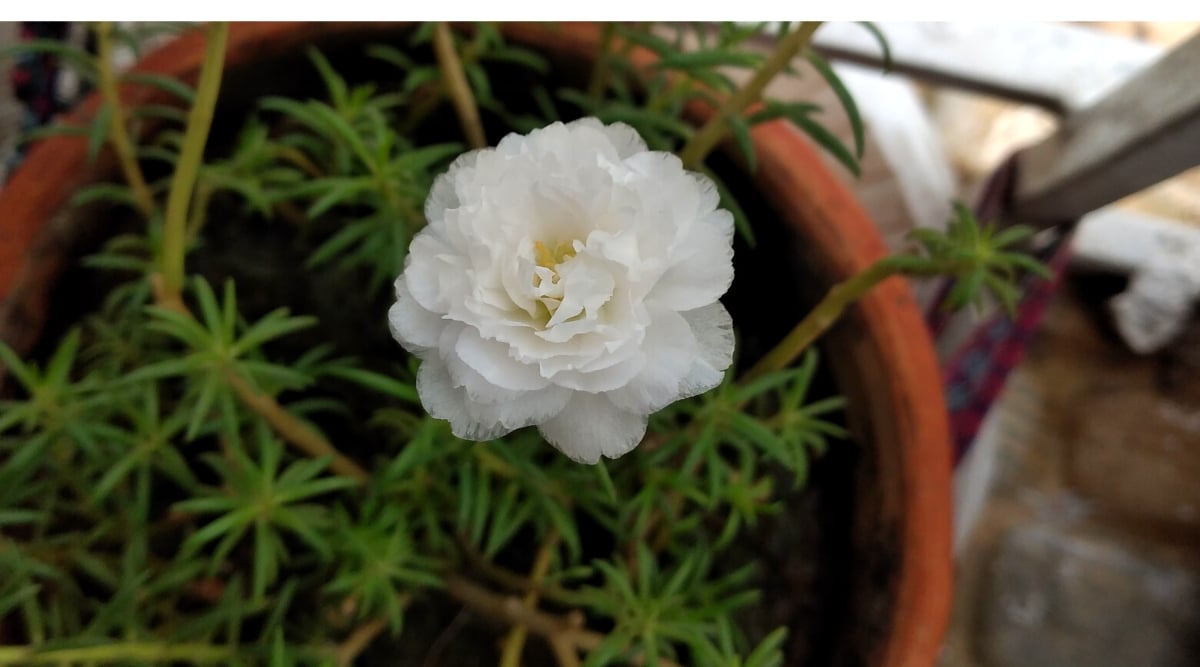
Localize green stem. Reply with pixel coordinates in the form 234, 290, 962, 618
677, 21, 821, 170
223, 368, 370, 484
0, 642, 234, 665
433, 22, 486, 149
335, 617, 389, 667
586, 23, 617, 101
161, 21, 229, 299
741, 255, 970, 383
184, 178, 213, 245
445, 576, 683, 667
498, 531, 560, 667
741, 259, 897, 383
95, 22, 155, 219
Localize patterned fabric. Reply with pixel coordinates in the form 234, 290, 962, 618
930, 157, 1071, 463
940, 239, 1070, 462
3, 22, 86, 177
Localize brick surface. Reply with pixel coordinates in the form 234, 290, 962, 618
978, 523, 1200, 667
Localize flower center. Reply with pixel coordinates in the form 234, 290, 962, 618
530, 240, 584, 326
534, 241, 576, 276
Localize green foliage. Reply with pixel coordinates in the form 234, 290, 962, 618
582, 548, 760, 666
253, 49, 463, 292
565, 22, 870, 245
175, 427, 357, 599
132, 277, 318, 441
905, 202, 1052, 313
2, 21, 1038, 667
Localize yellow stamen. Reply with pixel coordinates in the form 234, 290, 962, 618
534, 241, 576, 270
534, 241, 557, 269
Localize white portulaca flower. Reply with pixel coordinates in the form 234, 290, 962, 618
388, 118, 735, 463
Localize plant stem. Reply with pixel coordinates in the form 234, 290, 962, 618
223, 369, 370, 483
161, 21, 229, 300
0, 642, 234, 665
677, 21, 822, 170
148, 275, 370, 484
741, 254, 969, 383
185, 179, 213, 244
498, 531, 560, 667
445, 576, 683, 667
458, 536, 590, 607
433, 22, 486, 149
336, 617, 389, 667
741, 259, 896, 383
586, 23, 617, 101
275, 147, 323, 179
95, 22, 155, 219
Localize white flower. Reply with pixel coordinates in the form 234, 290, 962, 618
388, 118, 735, 463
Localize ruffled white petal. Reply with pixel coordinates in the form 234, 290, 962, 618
582, 118, 648, 159
677, 302, 735, 400
454, 327, 550, 392
605, 308, 698, 414
651, 209, 735, 311
418, 357, 570, 440
389, 118, 737, 462
425, 149, 487, 222
538, 392, 648, 464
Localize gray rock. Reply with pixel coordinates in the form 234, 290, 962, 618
978, 522, 1200, 667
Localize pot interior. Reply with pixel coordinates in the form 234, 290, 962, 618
14, 23, 903, 667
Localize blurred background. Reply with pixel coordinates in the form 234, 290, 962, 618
2, 20, 1198, 667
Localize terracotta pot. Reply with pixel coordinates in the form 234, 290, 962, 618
0, 22, 951, 667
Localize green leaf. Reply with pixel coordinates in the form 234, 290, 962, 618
0, 335, 37, 388
306, 222, 376, 268
992, 224, 1036, 248
614, 26, 677, 57
746, 100, 823, 126
401, 67, 440, 95
366, 44, 415, 71
703, 167, 755, 248
805, 51, 865, 159
390, 142, 466, 173
71, 183, 138, 209
1001, 251, 1053, 279
307, 46, 348, 108
481, 46, 549, 73
119, 71, 196, 103
186, 375, 221, 441
231, 310, 317, 357
858, 22, 894, 72
307, 103, 374, 167
44, 329, 81, 387
304, 178, 374, 218
465, 64, 493, 104
0, 39, 97, 79
656, 49, 764, 71
87, 104, 115, 164
128, 103, 190, 125
20, 123, 91, 144
123, 357, 198, 384
594, 462, 618, 504
791, 110, 860, 177
0, 509, 45, 528
322, 366, 420, 405
727, 113, 756, 173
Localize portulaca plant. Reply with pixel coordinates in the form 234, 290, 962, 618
0, 21, 1044, 667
